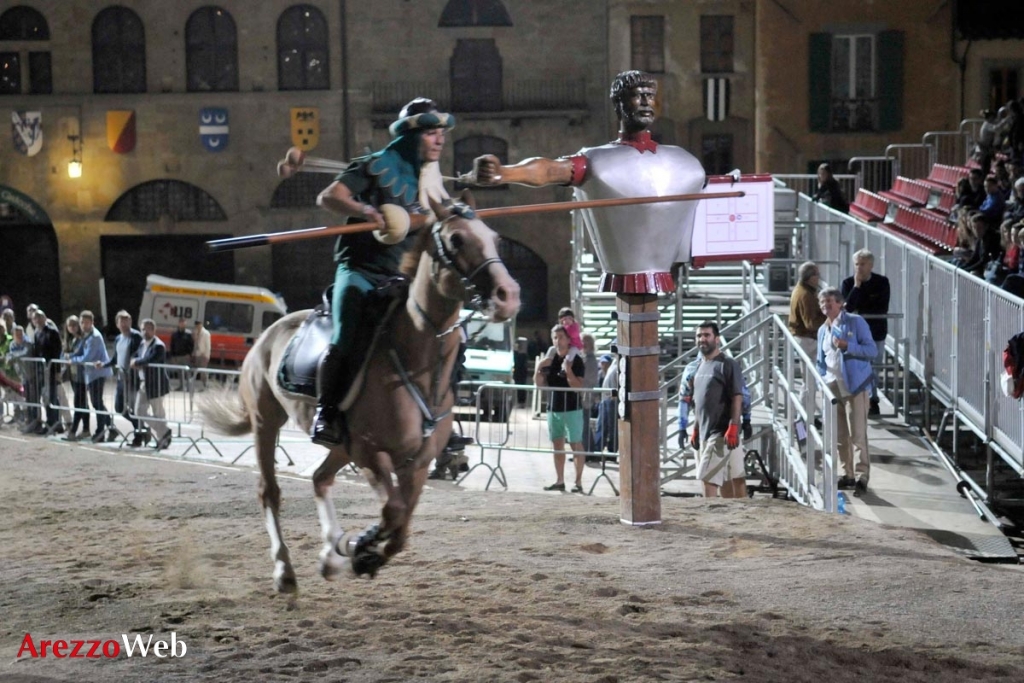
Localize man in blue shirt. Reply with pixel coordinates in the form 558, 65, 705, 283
816, 288, 877, 495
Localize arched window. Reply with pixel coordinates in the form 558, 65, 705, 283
0, 6, 51, 95
454, 135, 508, 189
270, 173, 334, 208
450, 39, 502, 111
439, 0, 512, 27
92, 6, 146, 94
277, 4, 328, 91
186, 6, 238, 92
498, 238, 546, 321
105, 180, 226, 222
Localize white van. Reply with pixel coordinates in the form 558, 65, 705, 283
459, 309, 516, 420
140, 275, 288, 364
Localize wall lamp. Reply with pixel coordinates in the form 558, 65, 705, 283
67, 134, 82, 178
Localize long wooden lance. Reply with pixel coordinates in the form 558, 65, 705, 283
205, 190, 745, 253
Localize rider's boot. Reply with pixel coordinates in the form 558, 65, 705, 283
312, 344, 349, 446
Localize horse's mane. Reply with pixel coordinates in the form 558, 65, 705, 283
399, 220, 437, 278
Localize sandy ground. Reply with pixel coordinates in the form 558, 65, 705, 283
2, 435, 1024, 683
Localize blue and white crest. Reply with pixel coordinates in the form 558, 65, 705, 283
11, 111, 42, 157
199, 107, 228, 152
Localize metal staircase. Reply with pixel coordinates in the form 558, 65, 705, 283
570, 213, 747, 359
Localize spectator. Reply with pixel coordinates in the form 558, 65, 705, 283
72, 311, 114, 443
789, 261, 826, 361
1002, 227, 1024, 298
678, 352, 752, 450
7, 325, 31, 428
840, 249, 890, 416
547, 307, 584, 366
579, 333, 600, 453
811, 163, 849, 214
978, 175, 1006, 225
168, 317, 194, 391
593, 352, 618, 454
816, 288, 876, 495
1, 308, 15, 342
690, 322, 746, 499
62, 315, 90, 441
535, 324, 586, 493
131, 319, 172, 450
974, 109, 1000, 172
24, 303, 39, 344
960, 212, 1002, 277
0, 320, 23, 420
99, 310, 143, 442
1001, 177, 1024, 234
953, 170, 987, 220
30, 309, 63, 434
192, 320, 212, 390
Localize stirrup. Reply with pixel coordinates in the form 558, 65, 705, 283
311, 405, 346, 446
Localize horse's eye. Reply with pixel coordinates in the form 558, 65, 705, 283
449, 233, 464, 251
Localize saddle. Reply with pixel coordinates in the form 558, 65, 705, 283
277, 278, 407, 404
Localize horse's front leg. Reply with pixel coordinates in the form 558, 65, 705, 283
380, 462, 431, 561
342, 449, 412, 577
312, 446, 353, 581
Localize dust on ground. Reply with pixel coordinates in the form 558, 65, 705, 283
1, 436, 1023, 682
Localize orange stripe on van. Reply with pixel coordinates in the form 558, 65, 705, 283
150, 284, 278, 304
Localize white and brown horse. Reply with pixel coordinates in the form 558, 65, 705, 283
200, 203, 520, 591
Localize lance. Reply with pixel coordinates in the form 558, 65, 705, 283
206, 190, 745, 253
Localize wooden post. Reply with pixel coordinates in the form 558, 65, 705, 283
616, 294, 661, 525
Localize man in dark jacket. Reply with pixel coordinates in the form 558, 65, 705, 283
30, 309, 63, 434
97, 310, 143, 443
840, 249, 890, 416
131, 318, 172, 449
168, 317, 194, 390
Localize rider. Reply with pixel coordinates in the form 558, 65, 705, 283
283, 98, 455, 446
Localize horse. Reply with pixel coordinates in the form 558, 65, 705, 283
200, 202, 521, 592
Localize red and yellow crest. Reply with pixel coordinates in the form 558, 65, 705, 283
107, 110, 136, 154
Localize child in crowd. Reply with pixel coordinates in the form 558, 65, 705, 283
547, 307, 583, 363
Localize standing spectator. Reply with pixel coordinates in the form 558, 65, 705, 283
816, 288, 877, 495
24, 303, 39, 344
535, 324, 587, 493
30, 309, 63, 434
0, 320, 22, 422
789, 261, 826, 404
690, 322, 746, 499
131, 319, 172, 450
548, 307, 584, 364
62, 315, 90, 440
192, 319, 212, 390
7, 325, 31, 428
812, 163, 849, 214
974, 109, 1000, 172
168, 318, 194, 391
73, 311, 114, 443
593, 353, 619, 454
840, 249, 890, 416
100, 310, 143, 442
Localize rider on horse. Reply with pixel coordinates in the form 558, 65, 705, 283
307, 98, 455, 446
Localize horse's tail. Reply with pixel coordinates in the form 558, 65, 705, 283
197, 389, 252, 437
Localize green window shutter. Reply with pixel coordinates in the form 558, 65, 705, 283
808, 33, 832, 133
877, 30, 904, 132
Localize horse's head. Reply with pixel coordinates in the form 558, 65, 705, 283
427, 199, 521, 322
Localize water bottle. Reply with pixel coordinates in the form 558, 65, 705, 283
837, 492, 847, 515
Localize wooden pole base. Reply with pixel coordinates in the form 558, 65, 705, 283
616, 294, 661, 526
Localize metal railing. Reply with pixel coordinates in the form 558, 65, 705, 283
922, 130, 971, 169
848, 156, 896, 193
772, 174, 860, 204
884, 143, 933, 181
801, 196, 1024, 477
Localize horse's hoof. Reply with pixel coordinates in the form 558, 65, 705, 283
351, 549, 387, 578
318, 540, 354, 581
274, 563, 298, 593
275, 574, 299, 594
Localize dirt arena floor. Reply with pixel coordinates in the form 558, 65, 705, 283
2, 435, 1024, 683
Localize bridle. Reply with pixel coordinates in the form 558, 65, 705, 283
429, 208, 502, 311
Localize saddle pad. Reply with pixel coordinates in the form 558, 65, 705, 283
278, 311, 333, 397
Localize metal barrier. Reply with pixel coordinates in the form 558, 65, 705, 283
848, 156, 896, 193
772, 174, 860, 203
464, 383, 620, 496
923, 131, 971, 169
800, 194, 1024, 476
884, 143, 933, 181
